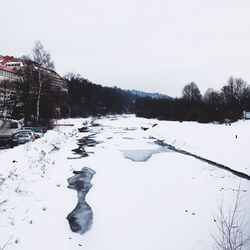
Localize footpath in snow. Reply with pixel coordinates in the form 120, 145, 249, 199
0, 115, 249, 250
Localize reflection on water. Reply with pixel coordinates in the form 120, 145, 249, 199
67, 167, 96, 234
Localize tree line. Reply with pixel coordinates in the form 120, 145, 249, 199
0, 41, 136, 127
65, 73, 135, 117
1, 41, 250, 125
135, 78, 250, 123
0, 70, 136, 127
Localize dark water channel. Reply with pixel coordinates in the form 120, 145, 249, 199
70, 133, 100, 159
67, 167, 96, 234
67, 124, 99, 234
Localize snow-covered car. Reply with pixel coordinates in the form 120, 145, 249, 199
13, 131, 36, 144
20, 126, 44, 138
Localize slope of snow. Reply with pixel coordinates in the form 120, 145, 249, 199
0, 115, 249, 250
145, 118, 250, 176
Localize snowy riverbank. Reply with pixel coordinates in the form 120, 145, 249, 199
0, 115, 249, 250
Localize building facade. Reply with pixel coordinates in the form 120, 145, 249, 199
0, 54, 68, 115
0, 55, 67, 91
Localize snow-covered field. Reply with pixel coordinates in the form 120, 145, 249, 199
0, 115, 249, 250
149, 119, 250, 177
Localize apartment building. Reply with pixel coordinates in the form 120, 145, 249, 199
0, 55, 68, 113
0, 55, 67, 91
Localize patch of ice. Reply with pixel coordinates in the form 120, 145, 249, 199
121, 148, 170, 162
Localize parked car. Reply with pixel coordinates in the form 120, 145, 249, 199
20, 126, 44, 138
13, 131, 36, 144
0, 135, 19, 148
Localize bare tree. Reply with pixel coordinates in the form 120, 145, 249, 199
64, 72, 82, 81
32, 41, 54, 122
32, 41, 54, 70
221, 77, 247, 106
203, 88, 221, 106
182, 82, 202, 102
212, 186, 250, 250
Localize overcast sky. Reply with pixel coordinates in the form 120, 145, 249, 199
1, 0, 250, 97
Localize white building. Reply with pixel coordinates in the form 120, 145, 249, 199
0, 55, 67, 92
0, 55, 67, 113
0, 65, 20, 81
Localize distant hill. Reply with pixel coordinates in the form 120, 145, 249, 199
127, 89, 171, 99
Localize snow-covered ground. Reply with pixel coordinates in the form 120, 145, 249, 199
0, 115, 249, 250
148, 118, 250, 176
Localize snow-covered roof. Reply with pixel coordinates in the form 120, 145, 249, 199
0, 64, 17, 74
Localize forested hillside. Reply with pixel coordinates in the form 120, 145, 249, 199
66, 74, 136, 117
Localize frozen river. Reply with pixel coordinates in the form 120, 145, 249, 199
0, 115, 249, 250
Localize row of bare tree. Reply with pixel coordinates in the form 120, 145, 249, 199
0, 41, 135, 125
1, 41, 250, 125
135, 78, 250, 122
